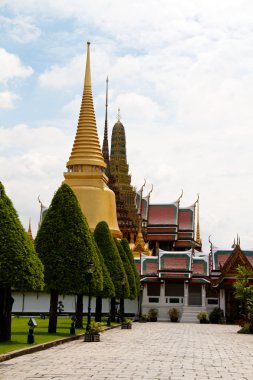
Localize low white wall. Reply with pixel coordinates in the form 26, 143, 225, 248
11, 292, 138, 315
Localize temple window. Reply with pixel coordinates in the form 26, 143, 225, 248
165, 283, 184, 297
147, 283, 160, 297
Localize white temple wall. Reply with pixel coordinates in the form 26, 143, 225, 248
11, 292, 137, 315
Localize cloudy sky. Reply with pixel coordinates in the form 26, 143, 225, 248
1, 0, 253, 251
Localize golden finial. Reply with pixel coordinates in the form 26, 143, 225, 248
27, 218, 34, 242
195, 194, 201, 246
84, 41, 92, 87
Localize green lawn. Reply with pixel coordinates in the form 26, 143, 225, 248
0, 316, 86, 355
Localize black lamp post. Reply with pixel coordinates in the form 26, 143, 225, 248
86, 261, 94, 332
138, 282, 144, 320
120, 278, 126, 323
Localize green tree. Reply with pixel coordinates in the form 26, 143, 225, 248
35, 184, 102, 333
92, 236, 115, 322
0, 181, 44, 341
233, 265, 253, 330
94, 221, 128, 321
121, 238, 140, 297
114, 239, 134, 299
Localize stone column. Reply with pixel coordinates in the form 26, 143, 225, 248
219, 289, 225, 315
184, 282, 188, 306
201, 284, 206, 307
160, 280, 165, 304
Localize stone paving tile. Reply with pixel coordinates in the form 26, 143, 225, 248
0, 323, 253, 379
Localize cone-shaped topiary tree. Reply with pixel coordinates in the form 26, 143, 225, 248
94, 221, 128, 321
35, 183, 103, 333
114, 239, 135, 300
121, 238, 140, 297
92, 235, 115, 322
0, 182, 44, 341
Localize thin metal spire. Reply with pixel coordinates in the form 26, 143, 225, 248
102, 76, 110, 170
117, 108, 121, 122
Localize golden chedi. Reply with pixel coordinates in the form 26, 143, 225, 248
64, 42, 121, 238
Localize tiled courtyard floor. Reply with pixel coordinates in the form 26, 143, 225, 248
0, 322, 252, 379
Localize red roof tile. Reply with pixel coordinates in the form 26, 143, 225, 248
178, 208, 194, 230
162, 257, 187, 270
148, 204, 178, 225
143, 262, 158, 275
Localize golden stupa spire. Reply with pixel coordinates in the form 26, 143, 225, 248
27, 218, 34, 242
196, 195, 201, 245
131, 215, 152, 257
67, 42, 106, 169
64, 42, 121, 238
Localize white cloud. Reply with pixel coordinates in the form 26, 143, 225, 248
0, 91, 18, 108
112, 93, 165, 124
38, 55, 83, 89
0, 15, 41, 43
62, 96, 81, 117
0, 48, 33, 84
0, 123, 73, 235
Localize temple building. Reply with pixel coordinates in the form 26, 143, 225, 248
63, 43, 121, 238
209, 239, 253, 322
135, 237, 253, 322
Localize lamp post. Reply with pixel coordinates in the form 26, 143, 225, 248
86, 262, 94, 332
120, 278, 126, 323
138, 282, 144, 320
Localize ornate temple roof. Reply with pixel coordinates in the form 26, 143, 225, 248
210, 244, 253, 287
145, 194, 201, 251
148, 203, 179, 225
158, 249, 192, 278
141, 254, 159, 276
192, 256, 208, 276
159, 249, 191, 271
212, 247, 253, 271
147, 202, 179, 241
141, 195, 149, 221
178, 206, 194, 230
136, 249, 209, 281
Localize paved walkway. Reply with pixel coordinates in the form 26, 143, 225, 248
0, 323, 252, 379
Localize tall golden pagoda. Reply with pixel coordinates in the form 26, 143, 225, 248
64, 42, 121, 238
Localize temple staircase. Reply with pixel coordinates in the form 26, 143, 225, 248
180, 306, 207, 323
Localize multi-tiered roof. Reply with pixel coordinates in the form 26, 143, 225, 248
137, 249, 208, 284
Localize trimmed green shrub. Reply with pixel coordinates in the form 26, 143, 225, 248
0, 181, 44, 341
121, 238, 140, 296
35, 183, 103, 332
